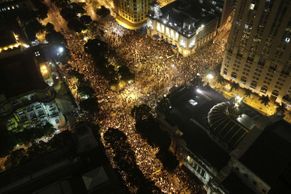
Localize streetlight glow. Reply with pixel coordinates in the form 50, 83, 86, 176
196, 88, 203, 94
206, 73, 214, 80
57, 46, 64, 54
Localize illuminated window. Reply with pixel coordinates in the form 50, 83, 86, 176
180, 39, 186, 48
249, 3, 255, 10
189, 37, 196, 48
147, 20, 153, 28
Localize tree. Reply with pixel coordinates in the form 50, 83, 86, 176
276, 104, 287, 116
157, 97, 172, 114
80, 15, 92, 25
84, 38, 107, 57
191, 76, 203, 86
230, 82, 240, 91
68, 70, 84, 80
96, 6, 110, 17
67, 18, 86, 33
46, 31, 67, 45
259, 95, 270, 106
156, 150, 178, 171
79, 97, 99, 113
104, 65, 119, 84
53, 0, 69, 8
216, 74, 226, 84
282, 94, 291, 103
244, 88, 252, 97
78, 84, 94, 97
45, 23, 55, 33
25, 19, 44, 41
0, 125, 16, 156
131, 104, 152, 121
119, 65, 134, 81
31, 0, 48, 20
70, 3, 86, 14
60, 7, 75, 21
104, 128, 127, 144
4, 148, 27, 169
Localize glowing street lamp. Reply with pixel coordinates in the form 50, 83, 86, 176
234, 95, 243, 108
40, 63, 50, 79
206, 73, 214, 80
196, 88, 203, 94
57, 46, 64, 55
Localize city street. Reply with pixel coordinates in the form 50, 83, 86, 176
43, 0, 230, 192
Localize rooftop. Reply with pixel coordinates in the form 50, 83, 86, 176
166, 85, 230, 170
207, 102, 251, 150
222, 172, 255, 194
0, 50, 47, 98
149, 0, 223, 37
163, 85, 266, 170
0, 30, 17, 48
240, 120, 291, 193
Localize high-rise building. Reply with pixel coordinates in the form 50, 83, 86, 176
221, 0, 291, 106
113, 0, 152, 30
220, 0, 236, 26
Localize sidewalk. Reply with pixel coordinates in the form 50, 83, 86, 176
209, 81, 277, 117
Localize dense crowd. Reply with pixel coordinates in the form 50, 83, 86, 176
45, 1, 229, 192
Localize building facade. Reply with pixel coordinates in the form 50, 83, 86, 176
113, 0, 152, 30
221, 0, 291, 106
147, 0, 223, 56
157, 86, 291, 193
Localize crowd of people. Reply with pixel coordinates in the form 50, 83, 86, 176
45, 2, 229, 192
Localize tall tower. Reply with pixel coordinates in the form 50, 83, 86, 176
221, 0, 291, 106
114, 0, 152, 30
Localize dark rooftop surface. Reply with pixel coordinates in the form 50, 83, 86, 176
166, 85, 230, 170
0, 131, 125, 194
207, 102, 249, 150
240, 120, 291, 193
0, 50, 47, 98
0, 30, 16, 47
222, 172, 255, 194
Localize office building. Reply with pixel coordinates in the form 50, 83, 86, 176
221, 0, 291, 106
113, 0, 152, 30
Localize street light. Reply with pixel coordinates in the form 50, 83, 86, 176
206, 73, 214, 80
234, 95, 243, 108
196, 88, 203, 94
57, 46, 64, 55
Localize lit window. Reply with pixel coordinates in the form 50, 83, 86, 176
249, 3, 255, 10
180, 39, 186, 48
147, 20, 153, 28
189, 38, 196, 48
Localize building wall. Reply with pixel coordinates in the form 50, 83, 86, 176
147, 17, 218, 56
220, 0, 236, 26
114, 0, 152, 30
221, 0, 291, 105
232, 159, 270, 194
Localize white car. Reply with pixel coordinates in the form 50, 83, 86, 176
188, 99, 198, 106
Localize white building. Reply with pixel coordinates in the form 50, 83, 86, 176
147, 0, 224, 56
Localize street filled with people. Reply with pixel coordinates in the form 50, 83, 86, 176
43, 0, 230, 192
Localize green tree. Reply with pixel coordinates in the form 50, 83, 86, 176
259, 95, 270, 106
230, 82, 240, 91
244, 89, 252, 97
